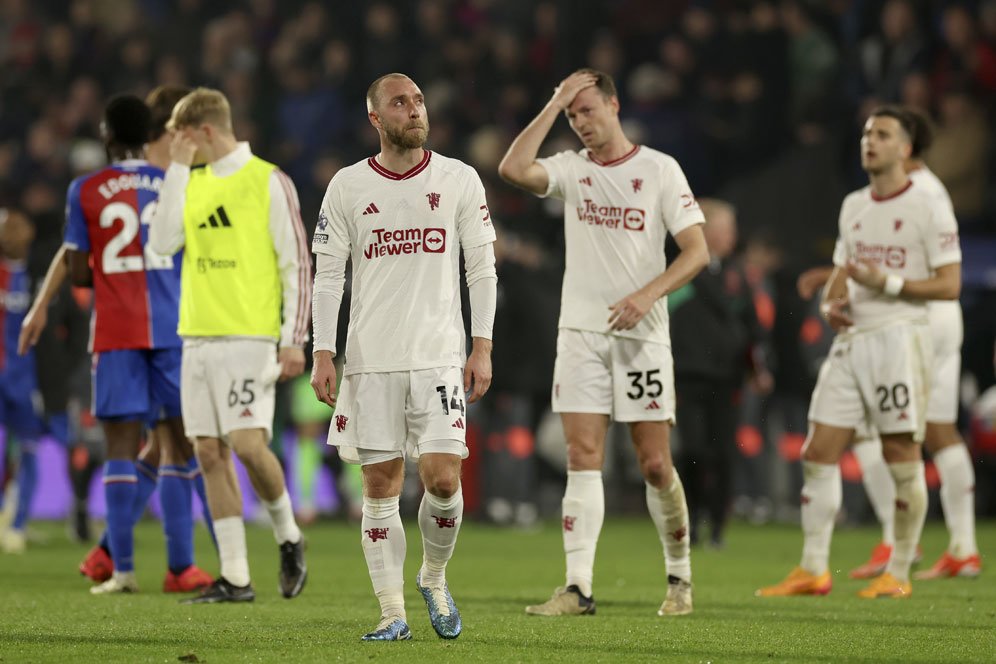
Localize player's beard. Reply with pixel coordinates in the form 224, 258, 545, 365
384, 120, 429, 150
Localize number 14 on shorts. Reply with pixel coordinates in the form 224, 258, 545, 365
436, 385, 466, 416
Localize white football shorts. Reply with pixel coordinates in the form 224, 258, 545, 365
181, 338, 281, 441
328, 366, 469, 465
926, 301, 962, 424
810, 321, 931, 441
552, 328, 675, 423
853, 303, 962, 440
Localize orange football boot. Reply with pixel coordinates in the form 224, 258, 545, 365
756, 567, 832, 597
857, 572, 911, 598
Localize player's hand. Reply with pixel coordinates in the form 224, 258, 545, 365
277, 346, 305, 381
820, 296, 853, 332
17, 305, 47, 356
846, 259, 885, 291
608, 289, 654, 331
549, 71, 599, 111
797, 267, 831, 300
750, 368, 775, 395
169, 131, 198, 166
464, 338, 493, 404
310, 350, 337, 408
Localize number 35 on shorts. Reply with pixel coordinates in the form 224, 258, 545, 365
625, 370, 663, 400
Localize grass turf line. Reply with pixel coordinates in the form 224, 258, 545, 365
0, 518, 993, 663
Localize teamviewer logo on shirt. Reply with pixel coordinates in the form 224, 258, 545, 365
623, 208, 645, 231
423, 228, 446, 253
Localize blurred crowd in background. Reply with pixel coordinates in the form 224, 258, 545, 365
2, 0, 996, 539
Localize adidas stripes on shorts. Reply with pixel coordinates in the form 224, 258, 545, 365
329, 366, 469, 465
552, 328, 676, 423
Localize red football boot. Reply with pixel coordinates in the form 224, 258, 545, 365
79, 545, 113, 583
163, 565, 214, 593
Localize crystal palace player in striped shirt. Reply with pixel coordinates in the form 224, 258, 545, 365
63, 92, 213, 595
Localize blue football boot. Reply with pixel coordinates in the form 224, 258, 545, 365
416, 572, 462, 639
361, 615, 412, 641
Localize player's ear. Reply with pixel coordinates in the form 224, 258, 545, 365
609, 95, 620, 115
368, 110, 382, 130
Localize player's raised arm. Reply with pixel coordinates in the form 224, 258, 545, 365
498, 71, 598, 195
18, 245, 68, 355
268, 169, 311, 380
148, 131, 196, 255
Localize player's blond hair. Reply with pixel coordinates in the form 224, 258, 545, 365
167, 87, 233, 132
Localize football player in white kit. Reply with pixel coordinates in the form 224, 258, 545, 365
759, 106, 962, 599
310, 74, 497, 641
796, 109, 980, 581
499, 69, 709, 617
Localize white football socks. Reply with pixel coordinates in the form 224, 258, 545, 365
800, 462, 841, 576
853, 437, 896, 546
562, 470, 604, 598
362, 495, 406, 620
214, 516, 251, 587
933, 445, 978, 558
418, 488, 463, 587
646, 468, 691, 582
263, 489, 302, 545
885, 461, 927, 582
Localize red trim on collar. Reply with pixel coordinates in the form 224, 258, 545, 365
587, 145, 640, 167
870, 179, 913, 202
367, 150, 432, 180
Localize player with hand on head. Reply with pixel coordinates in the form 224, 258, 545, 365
310, 73, 497, 641
499, 68, 709, 617
758, 106, 962, 599
150, 87, 310, 604
795, 108, 979, 581
61, 90, 214, 594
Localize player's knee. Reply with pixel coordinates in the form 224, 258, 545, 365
566, 440, 600, 470
424, 471, 460, 499
639, 454, 670, 488
195, 443, 225, 473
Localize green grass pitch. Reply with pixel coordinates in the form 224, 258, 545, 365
1, 518, 993, 663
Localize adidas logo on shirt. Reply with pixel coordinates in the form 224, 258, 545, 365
362, 202, 380, 215
645, 400, 661, 410
452, 419, 465, 429
198, 206, 232, 229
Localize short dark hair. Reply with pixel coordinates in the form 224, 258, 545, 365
574, 68, 618, 100
147, 85, 191, 141
868, 104, 916, 147
366, 73, 411, 112
904, 107, 934, 158
104, 94, 151, 148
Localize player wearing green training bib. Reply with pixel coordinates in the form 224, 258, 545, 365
150, 87, 310, 604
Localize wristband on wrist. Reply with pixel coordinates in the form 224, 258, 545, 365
883, 274, 905, 297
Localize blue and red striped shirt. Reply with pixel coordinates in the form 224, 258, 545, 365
63, 161, 181, 352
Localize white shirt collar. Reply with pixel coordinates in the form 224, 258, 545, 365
210, 142, 252, 177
